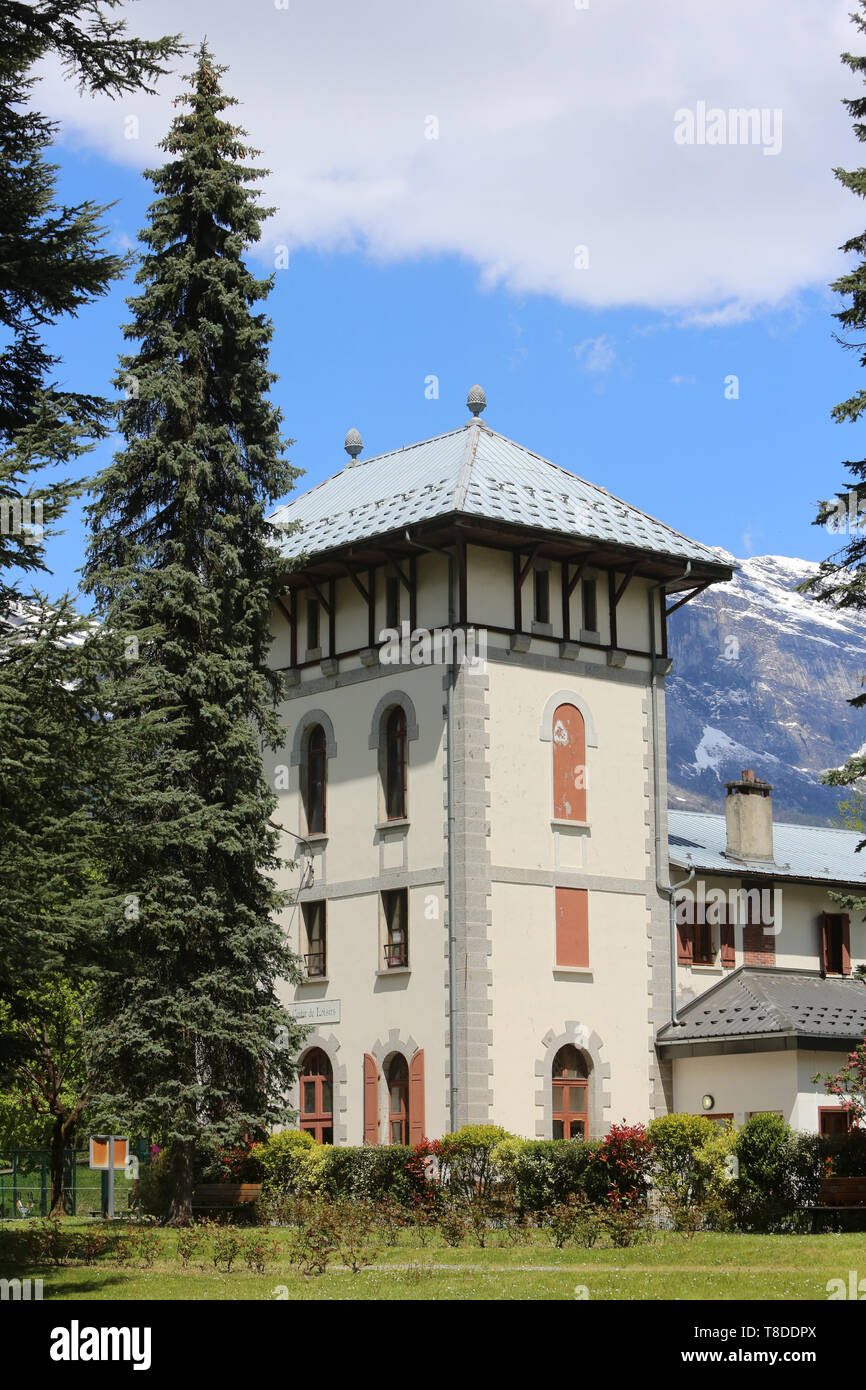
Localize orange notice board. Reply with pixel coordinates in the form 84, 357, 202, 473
89, 1136, 128, 1170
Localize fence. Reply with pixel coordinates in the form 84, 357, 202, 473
0, 1144, 149, 1219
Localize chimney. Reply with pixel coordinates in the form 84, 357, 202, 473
724, 769, 774, 862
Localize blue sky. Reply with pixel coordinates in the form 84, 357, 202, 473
23, 0, 866, 602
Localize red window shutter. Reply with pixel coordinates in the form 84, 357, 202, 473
719, 904, 735, 968
555, 887, 589, 967
675, 894, 693, 965
552, 704, 587, 822
408, 1050, 425, 1146
819, 912, 829, 974
842, 914, 851, 976
363, 1053, 379, 1145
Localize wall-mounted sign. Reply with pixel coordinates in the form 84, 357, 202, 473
287, 999, 341, 1025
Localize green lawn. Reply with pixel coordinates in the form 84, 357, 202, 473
2, 1224, 865, 1300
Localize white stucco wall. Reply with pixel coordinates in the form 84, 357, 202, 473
671, 1047, 857, 1133
672, 1050, 797, 1125
266, 656, 449, 1141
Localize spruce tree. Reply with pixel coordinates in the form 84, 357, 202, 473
0, 0, 181, 609
83, 45, 304, 1222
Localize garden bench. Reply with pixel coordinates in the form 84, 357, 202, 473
190, 1183, 262, 1213
803, 1176, 866, 1231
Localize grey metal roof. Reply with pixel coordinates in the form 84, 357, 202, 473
668, 809, 866, 887
657, 967, 866, 1046
270, 420, 728, 567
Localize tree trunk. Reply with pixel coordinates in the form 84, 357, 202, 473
48, 1114, 66, 1218
166, 1140, 194, 1225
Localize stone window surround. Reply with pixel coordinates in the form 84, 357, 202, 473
292, 1032, 348, 1145
370, 1030, 421, 1142
535, 1022, 611, 1139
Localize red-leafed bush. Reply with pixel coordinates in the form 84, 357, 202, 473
595, 1120, 653, 1207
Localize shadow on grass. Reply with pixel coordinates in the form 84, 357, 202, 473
40, 1272, 131, 1298
0, 1262, 130, 1297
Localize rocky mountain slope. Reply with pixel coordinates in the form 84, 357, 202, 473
666, 555, 866, 825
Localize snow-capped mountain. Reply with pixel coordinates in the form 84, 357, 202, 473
666, 555, 866, 825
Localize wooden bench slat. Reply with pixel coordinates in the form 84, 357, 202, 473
191, 1183, 262, 1207
817, 1177, 866, 1208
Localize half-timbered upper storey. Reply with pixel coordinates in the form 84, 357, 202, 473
268, 405, 733, 673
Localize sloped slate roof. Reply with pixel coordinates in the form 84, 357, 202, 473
270, 420, 728, 567
657, 968, 866, 1045
668, 809, 866, 887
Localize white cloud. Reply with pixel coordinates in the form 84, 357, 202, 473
574, 334, 616, 372
36, 0, 858, 316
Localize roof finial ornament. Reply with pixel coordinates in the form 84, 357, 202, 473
467, 384, 486, 418
344, 428, 363, 460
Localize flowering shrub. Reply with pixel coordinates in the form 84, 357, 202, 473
816, 1041, 866, 1127
599, 1193, 652, 1248
210, 1141, 263, 1183
210, 1224, 243, 1273
175, 1225, 206, 1268
438, 1205, 468, 1247
241, 1230, 279, 1273
288, 1205, 338, 1276
332, 1199, 381, 1273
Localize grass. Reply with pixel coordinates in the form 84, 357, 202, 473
2, 1222, 865, 1300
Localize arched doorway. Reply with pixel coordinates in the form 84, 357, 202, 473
552, 1044, 588, 1139
299, 1048, 333, 1143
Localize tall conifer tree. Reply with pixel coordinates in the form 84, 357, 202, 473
83, 45, 304, 1221
810, 0, 866, 903
0, 0, 181, 609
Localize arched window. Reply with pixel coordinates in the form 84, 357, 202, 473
299, 1048, 333, 1144
387, 1054, 409, 1144
552, 1044, 588, 1139
552, 703, 587, 822
303, 724, 326, 834
384, 706, 407, 820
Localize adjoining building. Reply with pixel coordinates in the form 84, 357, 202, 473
662, 784, 866, 1134
265, 389, 864, 1144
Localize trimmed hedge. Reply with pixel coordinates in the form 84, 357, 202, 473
734, 1116, 823, 1232
496, 1138, 607, 1212
318, 1146, 424, 1205
245, 1121, 866, 1228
